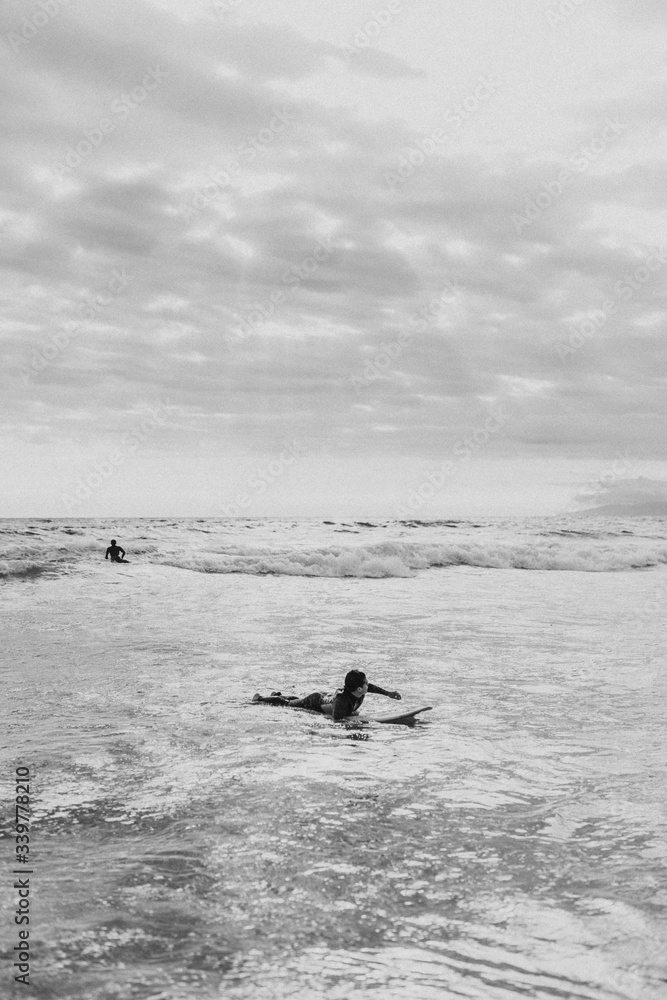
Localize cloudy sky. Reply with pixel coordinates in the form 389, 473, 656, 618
2, 0, 666, 518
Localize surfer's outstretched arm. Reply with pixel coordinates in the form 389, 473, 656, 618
331, 673, 401, 720
367, 683, 401, 700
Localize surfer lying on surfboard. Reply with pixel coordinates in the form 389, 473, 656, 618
253, 670, 401, 722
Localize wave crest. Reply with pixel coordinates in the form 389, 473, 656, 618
156, 538, 667, 578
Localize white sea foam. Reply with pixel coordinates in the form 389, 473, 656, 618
155, 536, 667, 578
1, 517, 666, 580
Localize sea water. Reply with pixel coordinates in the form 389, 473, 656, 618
1, 516, 666, 999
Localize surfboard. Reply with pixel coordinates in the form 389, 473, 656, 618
251, 695, 432, 726
372, 705, 433, 725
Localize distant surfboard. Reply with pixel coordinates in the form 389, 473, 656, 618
371, 705, 433, 725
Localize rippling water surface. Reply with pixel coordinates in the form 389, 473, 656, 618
1, 517, 666, 998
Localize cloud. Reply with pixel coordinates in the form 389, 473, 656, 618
2, 0, 667, 519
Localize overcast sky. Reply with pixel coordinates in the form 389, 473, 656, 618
2, 0, 666, 518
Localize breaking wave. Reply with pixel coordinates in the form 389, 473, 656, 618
156, 537, 667, 578
2, 518, 666, 581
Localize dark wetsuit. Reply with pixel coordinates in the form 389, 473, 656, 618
292, 683, 386, 719
258, 683, 388, 720
290, 691, 334, 713
331, 683, 387, 720
106, 544, 126, 562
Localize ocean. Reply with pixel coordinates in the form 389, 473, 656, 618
1, 515, 666, 999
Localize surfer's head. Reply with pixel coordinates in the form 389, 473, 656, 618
110, 539, 116, 545
344, 670, 367, 696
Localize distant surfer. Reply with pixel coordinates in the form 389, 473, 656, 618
105, 539, 128, 563
253, 670, 401, 722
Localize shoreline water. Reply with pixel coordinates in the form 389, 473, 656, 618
2, 516, 666, 998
